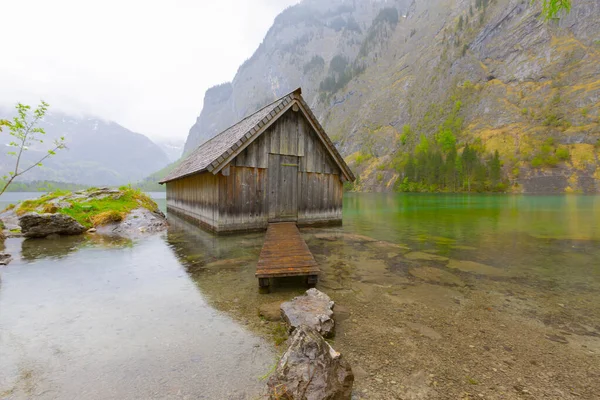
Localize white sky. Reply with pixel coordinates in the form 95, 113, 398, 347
0, 0, 300, 142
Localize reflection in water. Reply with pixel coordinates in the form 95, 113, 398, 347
20, 235, 88, 261
1, 193, 599, 399
167, 194, 600, 399
20, 234, 133, 262
0, 234, 274, 399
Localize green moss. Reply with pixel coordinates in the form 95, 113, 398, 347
466, 376, 479, 385
16, 190, 70, 216
269, 323, 289, 346
15, 188, 158, 229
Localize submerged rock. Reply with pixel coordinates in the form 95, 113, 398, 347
281, 288, 335, 338
267, 325, 354, 400
409, 266, 465, 287
19, 213, 86, 238
259, 301, 284, 322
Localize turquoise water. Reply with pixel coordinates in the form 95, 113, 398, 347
1, 192, 599, 399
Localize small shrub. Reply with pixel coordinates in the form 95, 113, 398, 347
41, 203, 58, 213
376, 173, 384, 182
556, 147, 570, 161
531, 156, 543, 168
355, 152, 372, 166
521, 108, 528, 116
90, 210, 124, 227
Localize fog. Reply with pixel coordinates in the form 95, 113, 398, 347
0, 0, 300, 141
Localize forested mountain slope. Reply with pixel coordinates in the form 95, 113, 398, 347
182, 0, 600, 193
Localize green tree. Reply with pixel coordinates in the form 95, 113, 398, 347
461, 144, 478, 191
489, 150, 502, 186
457, 15, 464, 30
445, 146, 458, 191
1, 102, 67, 196
405, 154, 416, 181
536, 0, 571, 20
415, 134, 430, 154
437, 128, 457, 153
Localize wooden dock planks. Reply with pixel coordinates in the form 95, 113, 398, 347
256, 223, 319, 283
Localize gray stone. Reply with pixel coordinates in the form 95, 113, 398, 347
281, 289, 335, 338
94, 207, 167, 237
19, 213, 86, 238
0, 253, 12, 266
267, 325, 354, 400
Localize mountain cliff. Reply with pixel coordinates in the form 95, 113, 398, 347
182, 0, 600, 193
0, 111, 170, 186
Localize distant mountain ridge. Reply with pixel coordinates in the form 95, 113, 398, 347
181, 0, 600, 193
0, 109, 170, 186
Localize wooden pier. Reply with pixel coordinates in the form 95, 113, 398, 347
256, 222, 319, 289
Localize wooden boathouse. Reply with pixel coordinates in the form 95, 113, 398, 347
160, 88, 355, 234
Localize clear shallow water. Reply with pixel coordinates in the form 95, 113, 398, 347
1, 192, 599, 399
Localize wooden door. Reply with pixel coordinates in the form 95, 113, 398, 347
268, 154, 299, 222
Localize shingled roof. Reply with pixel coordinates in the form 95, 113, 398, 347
160, 88, 354, 183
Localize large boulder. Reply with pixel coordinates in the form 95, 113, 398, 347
19, 213, 86, 238
267, 325, 354, 400
281, 289, 335, 338
94, 207, 167, 237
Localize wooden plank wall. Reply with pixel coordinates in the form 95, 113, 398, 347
226, 108, 343, 228
166, 172, 219, 230
217, 166, 268, 232
167, 108, 345, 233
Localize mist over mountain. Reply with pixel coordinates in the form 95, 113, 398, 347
156, 139, 185, 162
0, 110, 170, 186
181, 0, 600, 193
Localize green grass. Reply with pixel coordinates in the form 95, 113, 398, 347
15, 187, 158, 229
16, 190, 70, 215
269, 323, 289, 347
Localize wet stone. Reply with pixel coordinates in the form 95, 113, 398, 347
267, 325, 354, 400
19, 212, 86, 238
404, 252, 449, 262
409, 266, 465, 287
0, 252, 12, 266
281, 288, 335, 338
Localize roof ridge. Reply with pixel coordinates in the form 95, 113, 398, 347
189, 89, 298, 154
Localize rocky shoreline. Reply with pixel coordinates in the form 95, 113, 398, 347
0, 187, 168, 265
267, 289, 354, 400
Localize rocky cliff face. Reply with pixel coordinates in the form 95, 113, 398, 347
183, 0, 600, 193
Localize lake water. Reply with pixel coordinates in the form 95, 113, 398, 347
1, 192, 599, 399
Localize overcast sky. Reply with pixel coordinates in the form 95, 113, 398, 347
0, 0, 300, 142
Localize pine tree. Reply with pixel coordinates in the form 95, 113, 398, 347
489, 150, 502, 187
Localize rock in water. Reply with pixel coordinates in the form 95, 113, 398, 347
259, 301, 284, 321
95, 208, 167, 237
281, 288, 335, 338
19, 213, 86, 238
267, 325, 354, 400
0, 253, 12, 266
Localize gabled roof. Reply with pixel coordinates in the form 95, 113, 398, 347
160, 88, 355, 184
